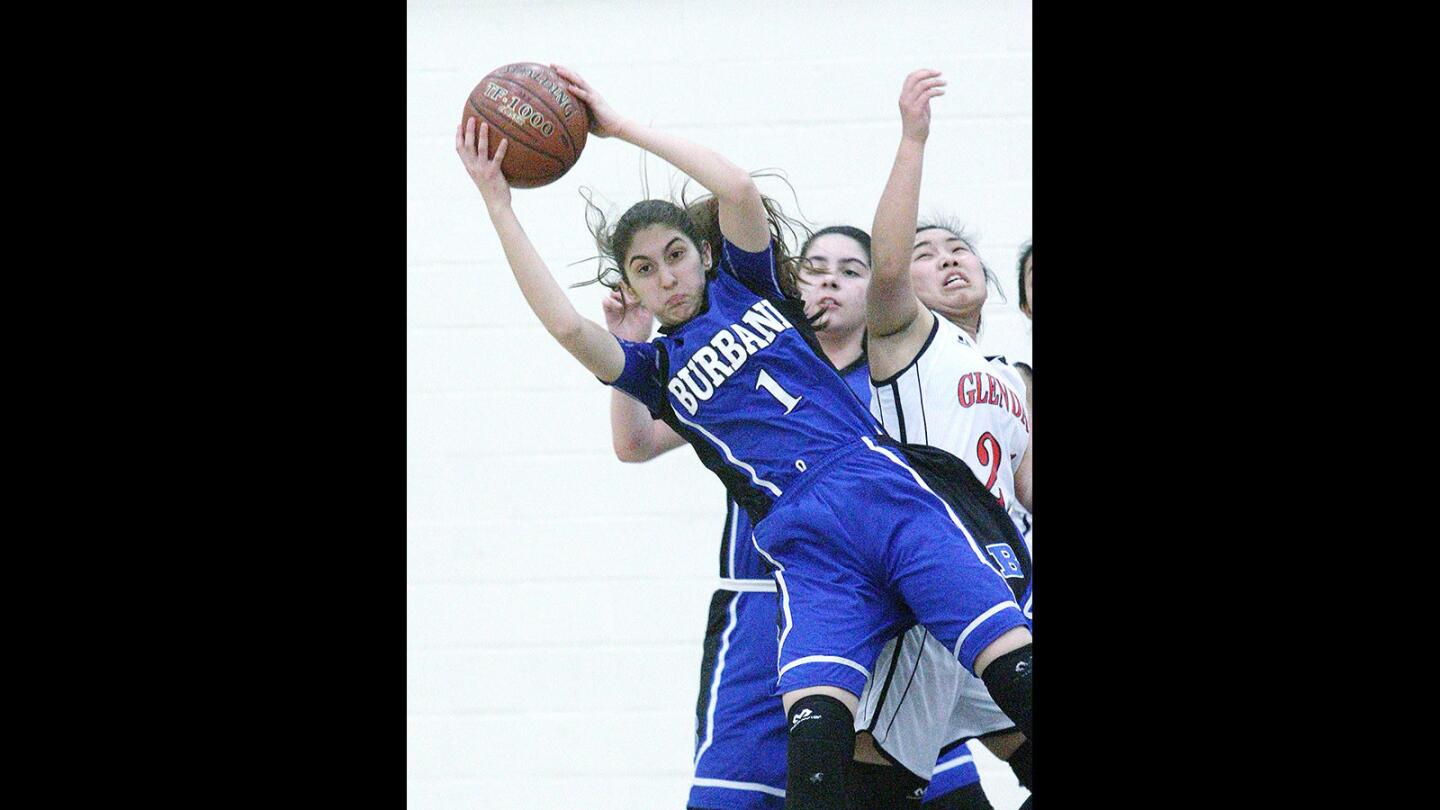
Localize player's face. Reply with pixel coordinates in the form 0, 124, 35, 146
798, 233, 870, 335
622, 225, 710, 326
1021, 254, 1033, 320
910, 228, 986, 317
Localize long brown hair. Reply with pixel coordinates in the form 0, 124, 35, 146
576, 173, 811, 302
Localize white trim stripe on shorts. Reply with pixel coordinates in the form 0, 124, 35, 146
750, 534, 794, 673
777, 654, 872, 682
693, 593, 742, 768
692, 777, 786, 799
718, 577, 776, 592
954, 600, 1023, 659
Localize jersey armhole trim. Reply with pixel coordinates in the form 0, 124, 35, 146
870, 314, 941, 387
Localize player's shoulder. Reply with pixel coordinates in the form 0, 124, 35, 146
984, 354, 1028, 394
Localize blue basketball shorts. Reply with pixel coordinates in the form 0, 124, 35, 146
751, 436, 1029, 700
689, 586, 787, 810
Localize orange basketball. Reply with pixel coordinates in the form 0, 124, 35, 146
461, 62, 590, 189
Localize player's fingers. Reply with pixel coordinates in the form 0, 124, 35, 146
904, 68, 940, 89
464, 117, 476, 152
493, 137, 508, 165
907, 77, 947, 104
552, 64, 585, 89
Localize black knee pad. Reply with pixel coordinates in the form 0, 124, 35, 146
924, 780, 995, 810
1007, 737, 1032, 791
785, 694, 854, 809
979, 644, 1031, 741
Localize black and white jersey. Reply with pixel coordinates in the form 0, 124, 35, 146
869, 314, 1030, 512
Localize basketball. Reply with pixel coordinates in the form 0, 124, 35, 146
461, 63, 590, 189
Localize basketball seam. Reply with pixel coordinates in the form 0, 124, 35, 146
483, 77, 576, 166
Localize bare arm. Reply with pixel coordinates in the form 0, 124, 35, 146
553, 64, 770, 252
1014, 364, 1033, 511
601, 290, 688, 462
868, 69, 947, 338
1014, 437, 1032, 513
456, 118, 625, 382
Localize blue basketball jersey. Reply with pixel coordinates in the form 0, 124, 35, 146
719, 354, 871, 579
609, 238, 881, 524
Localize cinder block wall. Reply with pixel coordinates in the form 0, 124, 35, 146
408, 2, 1032, 807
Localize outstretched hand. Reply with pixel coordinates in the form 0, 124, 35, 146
456, 117, 512, 210
899, 69, 947, 142
602, 288, 655, 342
551, 64, 626, 139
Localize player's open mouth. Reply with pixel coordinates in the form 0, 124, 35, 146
943, 273, 966, 288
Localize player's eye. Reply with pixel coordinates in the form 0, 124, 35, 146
668, 248, 684, 261
914, 253, 933, 261
844, 269, 860, 278
635, 263, 652, 275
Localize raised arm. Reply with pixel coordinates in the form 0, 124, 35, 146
552, 64, 770, 252
601, 290, 687, 462
456, 117, 625, 382
868, 69, 947, 338
1013, 363, 1033, 511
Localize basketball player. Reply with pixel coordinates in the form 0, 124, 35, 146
456, 65, 1032, 810
604, 224, 875, 810
853, 69, 1035, 806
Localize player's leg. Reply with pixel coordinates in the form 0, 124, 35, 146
752, 505, 900, 810
858, 438, 1034, 740
973, 628, 1032, 740
781, 686, 859, 810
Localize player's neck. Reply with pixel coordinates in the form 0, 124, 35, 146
817, 327, 865, 370
939, 309, 981, 341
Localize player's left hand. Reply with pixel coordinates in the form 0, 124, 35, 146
899, 68, 946, 142
602, 288, 655, 342
551, 64, 625, 138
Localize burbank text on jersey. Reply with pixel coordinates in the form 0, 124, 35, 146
667, 297, 795, 415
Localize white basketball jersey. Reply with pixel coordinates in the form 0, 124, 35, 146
870, 313, 1031, 512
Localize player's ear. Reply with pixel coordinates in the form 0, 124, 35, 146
701, 241, 712, 269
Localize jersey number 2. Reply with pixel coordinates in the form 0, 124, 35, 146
755, 369, 802, 414
976, 432, 1006, 508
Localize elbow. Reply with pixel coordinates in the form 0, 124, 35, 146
716, 172, 760, 204
613, 438, 654, 464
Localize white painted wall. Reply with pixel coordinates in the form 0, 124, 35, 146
408, 2, 1031, 806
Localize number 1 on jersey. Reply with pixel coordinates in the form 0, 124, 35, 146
755, 369, 802, 414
